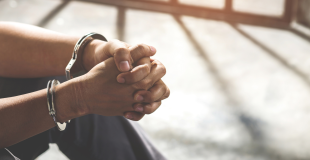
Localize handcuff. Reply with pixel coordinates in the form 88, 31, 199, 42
65, 32, 107, 80
47, 79, 67, 131
48, 33, 107, 131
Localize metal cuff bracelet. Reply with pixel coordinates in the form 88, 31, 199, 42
65, 32, 107, 80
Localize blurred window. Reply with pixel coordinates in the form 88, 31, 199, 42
179, 0, 225, 9
233, 0, 285, 17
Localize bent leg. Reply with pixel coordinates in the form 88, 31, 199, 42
51, 115, 165, 160
0, 76, 165, 160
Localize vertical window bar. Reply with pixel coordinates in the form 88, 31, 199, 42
225, 0, 233, 12
283, 0, 296, 23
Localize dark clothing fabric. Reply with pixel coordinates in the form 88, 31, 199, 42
0, 76, 165, 160
0, 148, 18, 160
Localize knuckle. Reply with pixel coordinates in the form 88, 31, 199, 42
159, 65, 167, 76
167, 88, 171, 97
115, 47, 129, 56
136, 43, 149, 53
152, 59, 161, 65
146, 94, 157, 102
141, 64, 151, 74
165, 90, 170, 99
163, 88, 170, 99
133, 79, 152, 90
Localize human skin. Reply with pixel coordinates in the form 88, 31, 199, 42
0, 22, 170, 148
0, 22, 169, 117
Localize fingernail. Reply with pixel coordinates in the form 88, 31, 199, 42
136, 95, 144, 101
117, 77, 125, 83
135, 106, 143, 112
126, 113, 133, 119
150, 46, 156, 53
120, 61, 130, 71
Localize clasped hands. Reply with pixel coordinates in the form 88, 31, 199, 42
58, 39, 170, 122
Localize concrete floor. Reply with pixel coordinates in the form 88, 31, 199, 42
1, 0, 310, 160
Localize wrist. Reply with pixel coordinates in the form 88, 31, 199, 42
54, 80, 89, 123
83, 39, 107, 71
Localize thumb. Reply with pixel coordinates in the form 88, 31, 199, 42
107, 39, 133, 72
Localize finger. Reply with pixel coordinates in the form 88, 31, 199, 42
124, 111, 145, 121
132, 59, 166, 90
134, 80, 167, 103
134, 57, 151, 68
117, 57, 151, 84
129, 43, 156, 63
107, 39, 133, 72
133, 101, 161, 114
159, 86, 170, 101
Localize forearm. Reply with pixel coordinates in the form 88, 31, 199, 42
0, 22, 80, 78
0, 81, 80, 148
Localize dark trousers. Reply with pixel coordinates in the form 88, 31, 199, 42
0, 77, 165, 160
